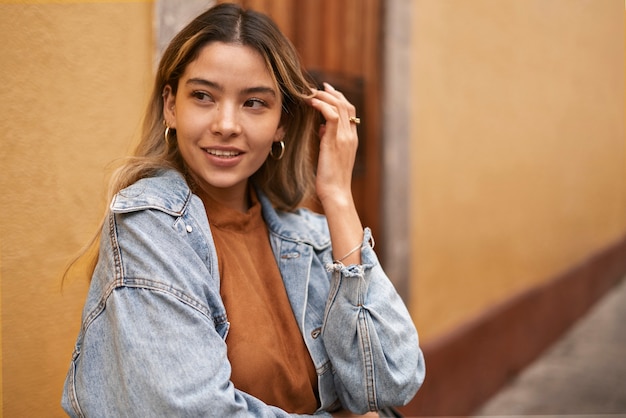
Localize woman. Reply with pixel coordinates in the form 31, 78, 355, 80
62, 3, 425, 417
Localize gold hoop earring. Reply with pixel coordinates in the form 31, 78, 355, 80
164, 126, 174, 147
164, 127, 170, 146
270, 140, 285, 160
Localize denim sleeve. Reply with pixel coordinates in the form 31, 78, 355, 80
62, 207, 332, 418
322, 228, 426, 414
65, 287, 329, 417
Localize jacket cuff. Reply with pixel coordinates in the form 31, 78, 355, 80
325, 228, 377, 276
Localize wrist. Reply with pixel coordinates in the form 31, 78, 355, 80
318, 191, 354, 213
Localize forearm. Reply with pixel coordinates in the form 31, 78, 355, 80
309, 82, 363, 266
321, 194, 364, 266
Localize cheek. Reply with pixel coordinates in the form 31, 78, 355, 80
175, 117, 206, 144
255, 130, 281, 153
262, 115, 285, 142
173, 121, 202, 157
175, 139, 195, 168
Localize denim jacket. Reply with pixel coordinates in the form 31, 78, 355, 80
62, 169, 425, 417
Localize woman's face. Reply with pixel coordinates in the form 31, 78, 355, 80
163, 42, 284, 209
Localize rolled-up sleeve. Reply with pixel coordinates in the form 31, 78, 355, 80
321, 228, 426, 414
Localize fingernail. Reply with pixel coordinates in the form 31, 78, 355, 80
324, 82, 335, 91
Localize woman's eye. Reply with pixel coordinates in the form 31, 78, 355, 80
192, 91, 213, 102
244, 98, 267, 109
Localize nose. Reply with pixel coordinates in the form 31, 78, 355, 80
210, 103, 242, 138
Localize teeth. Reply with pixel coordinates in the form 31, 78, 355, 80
207, 149, 240, 157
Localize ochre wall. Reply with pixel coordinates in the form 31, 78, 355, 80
410, 0, 625, 340
1, 0, 624, 415
0, 2, 152, 416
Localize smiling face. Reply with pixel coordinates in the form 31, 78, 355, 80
163, 42, 284, 211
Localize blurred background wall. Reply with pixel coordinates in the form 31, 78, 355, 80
406, 0, 625, 414
0, 0, 623, 416
411, 0, 624, 343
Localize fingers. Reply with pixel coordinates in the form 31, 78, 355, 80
310, 82, 357, 128
311, 83, 360, 203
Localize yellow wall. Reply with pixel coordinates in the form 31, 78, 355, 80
1, 0, 624, 414
410, 0, 625, 340
0, 2, 152, 416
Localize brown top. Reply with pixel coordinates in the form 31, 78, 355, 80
202, 190, 319, 414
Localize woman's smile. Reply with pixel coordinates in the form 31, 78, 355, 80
203, 146, 245, 167
205, 148, 242, 158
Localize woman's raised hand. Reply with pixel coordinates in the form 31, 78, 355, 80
308, 82, 360, 208
308, 82, 364, 266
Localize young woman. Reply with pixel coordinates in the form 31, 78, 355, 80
62, 3, 425, 417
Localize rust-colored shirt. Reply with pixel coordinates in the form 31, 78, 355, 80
202, 191, 319, 414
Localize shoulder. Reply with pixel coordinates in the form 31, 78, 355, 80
110, 169, 193, 216
106, 169, 211, 257
99, 170, 219, 296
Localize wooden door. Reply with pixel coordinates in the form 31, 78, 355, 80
221, 0, 384, 245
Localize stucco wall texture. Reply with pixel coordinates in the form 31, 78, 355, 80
0, 2, 152, 416
410, 0, 625, 340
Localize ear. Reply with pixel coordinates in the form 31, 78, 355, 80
273, 125, 285, 143
162, 85, 177, 128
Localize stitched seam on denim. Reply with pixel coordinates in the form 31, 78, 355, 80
316, 359, 333, 376
269, 230, 331, 251
68, 358, 86, 418
109, 212, 125, 288
111, 204, 185, 217
111, 178, 192, 217
321, 270, 341, 336
80, 213, 124, 335
79, 281, 224, 352
358, 307, 377, 411
123, 278, 220, 324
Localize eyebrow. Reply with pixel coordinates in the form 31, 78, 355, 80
186, 78, 277, 97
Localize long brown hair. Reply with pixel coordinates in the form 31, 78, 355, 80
114, 2, 317, 210
66, 3, 318, 282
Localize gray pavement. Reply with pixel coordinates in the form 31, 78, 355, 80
472, 275, 626, 418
